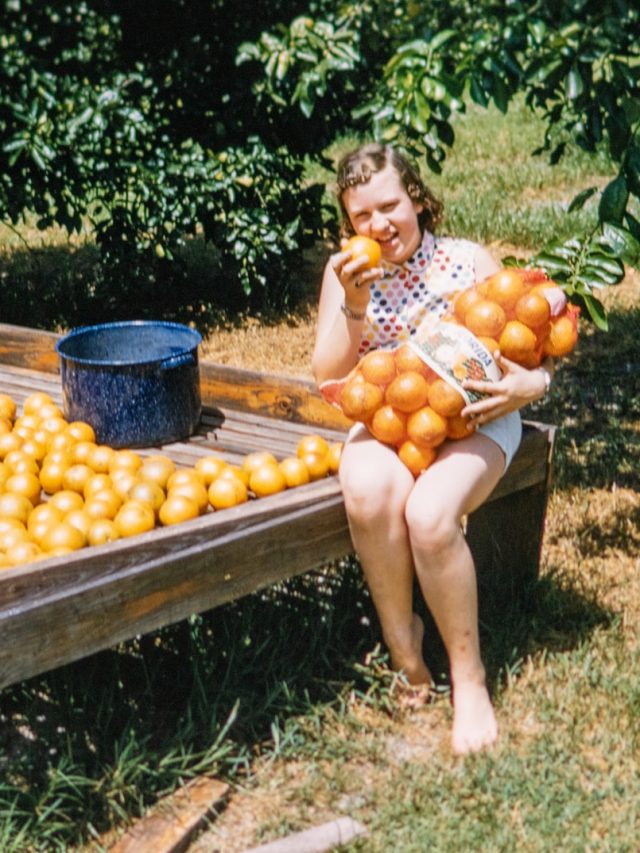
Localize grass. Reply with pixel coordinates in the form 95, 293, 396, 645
1, 102, 639, 851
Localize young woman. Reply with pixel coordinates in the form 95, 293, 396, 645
312, 143, 553, 754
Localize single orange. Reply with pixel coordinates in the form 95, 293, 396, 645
397, 440, 437, 477
515, 291, 551, 329
64, 421, 97, 443
114, 500, 156, 537
483, 269, 529, 311
22, 392, 54, 416
339, 374, 384, 422
71, 440, 97, 465
299, 451, 330, 481
193, 455, 227, 486
128, 480, 165, 515
168, 480, 209, 514
208, 475, 248, 510
49, 489, 85, 514
139, 455, 176, 489
369, 405, 407, 446
249, 463, 287, 497
39, 460, 69, 494
279, 457, 311, 488
446, 414, 472, 440
297, 434, 330, 459
62, 463, 94, 495
359, 349, 397, 386
543, 315, 578, 357
453, 287, 483, 322
159, 493, 200, 526
0, 492, 33, 525
498, 321, 538, 365
108, 449, 143, 474
393, 345, 436, 379
5, 471, 42, 505
40, 521, 86, 552
0, 525, 31, 552
87, 519, 120, 546
0, 432, 23, 459
406, 406, 448, 448
0, 393, 17, 421
241, 451, 279, 477
343, 235, 382, 269
6, 541, 44, 566
385, 371, 430, 413
464, 300, 507, 338
87, 444, 116, 474
427, 378, 465, 418
19, 437, 47, 464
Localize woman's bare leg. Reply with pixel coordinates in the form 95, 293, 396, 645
340, 428, 432, 685
404, 434, 505, 754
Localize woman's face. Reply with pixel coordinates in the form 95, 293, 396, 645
342, 164, 424, 265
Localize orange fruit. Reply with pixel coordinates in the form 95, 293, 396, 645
297, 434, 330, 459
87, 519, 120, 547
5, 471, 42, 506
299, 451, 330, 481
168, 480, 208, 514
139, 455, 176, 489
159, 493, 200, 526
406, 406, 448, 448
14, 413, 41, 432
241, 451, 278, 477
49, 489, 85, 514
385, 371, 430, 413
453, 287, 483, 322
327, 441, 343, 474
0, 492, 33, 525
64, 509, 92, 539
71, 440, 97, 465
208, 475, 248, 510
114, 500, 156, 537
515, 291, 551, 329
483, 269, 529, 311
427, 378, 465, 418
62, 464, 94, 495
393, 344, 436, 379
369, 405, 407, 446
38, 402, 63, 420
279, 457, 311, 488
83, 473, 113, 499
498, 321, 538, 365
359, 349, 397, 386
87, 444, 116, 474
19, 437, 47, 464
22, 392, 54, 415
343, 235, 382, 269
397, 440, 437, 477
543, 315, 579, 357
28, 502, 65, 536
108, 449, 143, 474
0, 432, 23, 459
0, 417, 13, 435
127, 480, 165, 515
40, 521, 86, 552
64, 421, 96, 443
39, 461, 69, 494
86, 489, 122, 520
464, 300, 507, 338
249, 463, 287, 497
339, 375, 384, 422
193, 455, 226, 486
39, 415, 66, 436
446, 414, 472, 440
166, 468, 206, 491
4, 450, 39, 475
6, 541, 44, 566
217, 465, 250, 487
0, 394, 17, 421
110, 470, 141, 500
0, 525, 31, 551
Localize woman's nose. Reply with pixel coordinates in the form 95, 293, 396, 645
370, 210, 389, 234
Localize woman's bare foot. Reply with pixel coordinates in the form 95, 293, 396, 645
451, 680, 498, 755
388, 613, 433, 699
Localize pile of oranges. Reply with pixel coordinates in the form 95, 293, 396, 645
333, 267, 580, 478
0, 391, 342, 570
446, 267, 579, 368
338, 344, 469, 478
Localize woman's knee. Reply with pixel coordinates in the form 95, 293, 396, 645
339, 457, 411, 525
404, 490, 460, 553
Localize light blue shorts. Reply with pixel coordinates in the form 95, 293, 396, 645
478, 410, 522, 473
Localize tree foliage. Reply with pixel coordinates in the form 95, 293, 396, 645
1, 0, 638, 325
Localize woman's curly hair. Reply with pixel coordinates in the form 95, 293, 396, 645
335, 143, 443, 239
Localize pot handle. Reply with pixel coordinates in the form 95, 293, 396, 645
159, 352, 197, 370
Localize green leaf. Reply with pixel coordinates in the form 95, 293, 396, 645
580, 292, 608, 330
598, 174, 628, 225
600, 222, 640, 267
568, 186, 598, 213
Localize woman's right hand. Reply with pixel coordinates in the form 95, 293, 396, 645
331, 241, 382, 312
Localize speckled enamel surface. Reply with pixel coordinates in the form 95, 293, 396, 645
56, 321, 202, 448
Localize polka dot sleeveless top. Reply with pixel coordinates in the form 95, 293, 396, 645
358, 232, 479, 356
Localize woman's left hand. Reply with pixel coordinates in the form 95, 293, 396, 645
461, 353, 549, 428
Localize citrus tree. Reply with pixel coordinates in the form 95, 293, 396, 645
1, 0, 638, 324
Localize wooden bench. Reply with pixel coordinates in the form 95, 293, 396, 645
0, 323, 555, 690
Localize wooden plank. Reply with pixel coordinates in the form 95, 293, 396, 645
108, 777, 229, 853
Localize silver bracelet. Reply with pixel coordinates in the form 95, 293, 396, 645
340, 302, 366, 321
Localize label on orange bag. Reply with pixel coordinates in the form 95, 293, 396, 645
410, 320, 501, 404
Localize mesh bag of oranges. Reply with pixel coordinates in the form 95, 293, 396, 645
320, 267, 579, 478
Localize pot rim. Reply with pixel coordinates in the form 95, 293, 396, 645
55, 320, 202, 368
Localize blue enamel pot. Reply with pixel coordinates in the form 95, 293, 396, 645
56, 321, 202, 448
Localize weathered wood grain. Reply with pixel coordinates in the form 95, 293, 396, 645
0, 322, 556, 690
